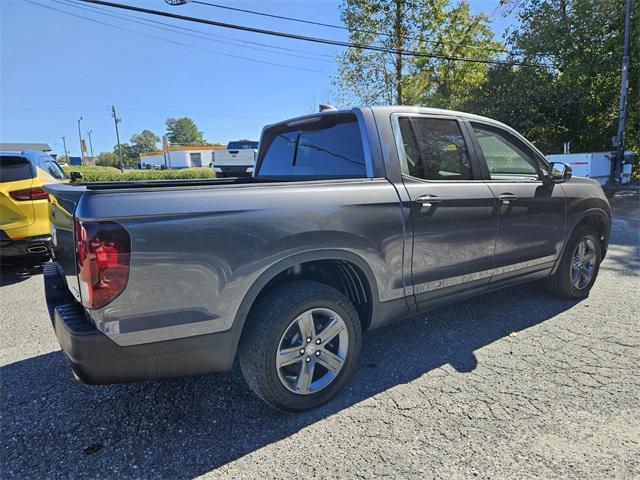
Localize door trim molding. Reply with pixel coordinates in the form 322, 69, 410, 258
413, 254, 557, 295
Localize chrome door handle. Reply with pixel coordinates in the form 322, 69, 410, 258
416, 194, 442, 207
498, 193, 518, 204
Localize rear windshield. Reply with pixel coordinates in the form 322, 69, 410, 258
0, 156, 33, 183
227, 141, 259, 150
257, 114, 366, 178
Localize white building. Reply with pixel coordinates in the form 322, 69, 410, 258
139, 145, 225, 169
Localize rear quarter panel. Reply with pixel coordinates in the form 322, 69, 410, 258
83, 179, 406, 346
29, 165, 58, 236
0, 177, 35, 233
0, 161, 58, 237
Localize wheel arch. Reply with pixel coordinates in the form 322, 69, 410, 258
552, 207, 611, 274
234, 250, 380, 338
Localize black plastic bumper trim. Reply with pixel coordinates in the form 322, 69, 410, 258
0, 232, 51, 256
43, 262, 241, 384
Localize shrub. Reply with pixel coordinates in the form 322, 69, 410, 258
62, 166, 122, 182
62, 166, 215, 182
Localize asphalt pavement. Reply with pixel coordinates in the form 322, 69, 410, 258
1, 191, 638, 479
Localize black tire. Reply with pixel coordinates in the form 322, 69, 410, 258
239, 280, 362, 412
543, 225, 602, 299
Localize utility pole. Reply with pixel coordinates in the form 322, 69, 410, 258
610, 0, 633, 186
394, 0, 403, 105
111, 105, 124, 172
86, 130, 95, 160
77, 117, 85, 165
61, 136, 69, 163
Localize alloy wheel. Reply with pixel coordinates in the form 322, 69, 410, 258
275, 308, 349, 395
571, 238, 597, 289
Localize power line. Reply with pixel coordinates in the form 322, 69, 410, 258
189, 0, 518, 56
25, 0, 332, 74
63, 0, 335, 59
59, 0, 335, 63
77, 0, 549, 68
191, 0, 348, 32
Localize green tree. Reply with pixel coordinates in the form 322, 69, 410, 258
403, 2, 500, 109
165, 117, 206, 145
335, 0, 499, 106
96, 151, 119, 167
463, 64, 569, 152
112, 143, 138, 168
130, 129, 160, 156
465, 0, 639, 156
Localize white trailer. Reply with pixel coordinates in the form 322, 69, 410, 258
547, 151, 633, 186
139, 145, 225, 170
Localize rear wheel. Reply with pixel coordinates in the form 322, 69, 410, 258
543, 226, 602, 299
239, 281, 362, 411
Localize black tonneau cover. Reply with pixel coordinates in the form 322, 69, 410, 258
81, 176, 258, 190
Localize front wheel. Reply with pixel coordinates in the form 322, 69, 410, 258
543, 225, 602, 299
239, 281, 362, 411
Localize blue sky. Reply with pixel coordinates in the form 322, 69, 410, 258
1, 0, 513, 157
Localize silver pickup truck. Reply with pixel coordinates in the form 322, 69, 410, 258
44, 106, 611, 411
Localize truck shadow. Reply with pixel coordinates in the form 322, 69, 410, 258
1, 283, 580, 478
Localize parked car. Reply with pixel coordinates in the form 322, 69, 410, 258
43, 106, 611, 411
0, 150, 65, 257
211, 139, 258, 177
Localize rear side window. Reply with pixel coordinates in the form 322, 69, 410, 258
257, 114, 366, 178
45, 160, 65, 179
397, 117, 472, 181
0, 156, 34, 183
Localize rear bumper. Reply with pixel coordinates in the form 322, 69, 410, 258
43, 262, 240, 384
213, 165, 253, 177
0, 231, 50, 256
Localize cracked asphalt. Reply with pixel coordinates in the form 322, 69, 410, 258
1, 191, 638, 479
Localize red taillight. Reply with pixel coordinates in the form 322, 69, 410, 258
74, 219, 131, 309
9, 187, 49, 201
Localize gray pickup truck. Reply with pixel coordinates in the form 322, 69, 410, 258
44, 106, 611, 411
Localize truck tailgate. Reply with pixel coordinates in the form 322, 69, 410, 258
44, 183, 85, 301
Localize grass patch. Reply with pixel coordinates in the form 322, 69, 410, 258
62, 166, 215, 182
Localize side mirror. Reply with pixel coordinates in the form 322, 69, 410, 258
69, 171, 83, 183
549, 162, 572, 184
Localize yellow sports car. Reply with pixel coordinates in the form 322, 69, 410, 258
1, 150, 65, 257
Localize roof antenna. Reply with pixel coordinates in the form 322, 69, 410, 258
319, 104, 337, 112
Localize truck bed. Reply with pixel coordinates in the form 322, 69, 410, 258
80, 176, 260, 191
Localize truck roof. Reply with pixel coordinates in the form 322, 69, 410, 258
267, 106, 514, 130
0, 150, 52, 158
264, 106, 546, 160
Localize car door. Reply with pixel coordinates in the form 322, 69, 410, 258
467, 122, 566, 286
393, 114, 498, 308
